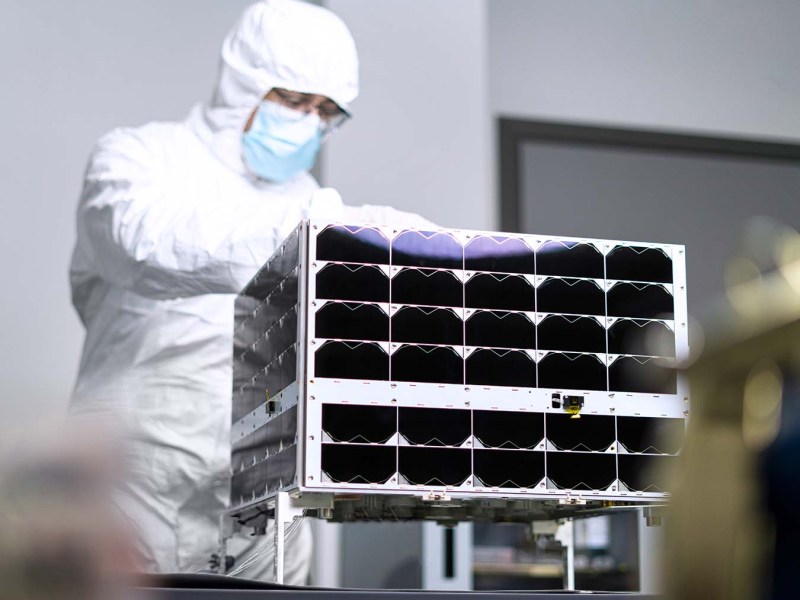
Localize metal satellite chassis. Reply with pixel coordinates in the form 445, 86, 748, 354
223, 220, 689, 582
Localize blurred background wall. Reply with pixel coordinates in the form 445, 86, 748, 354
322, 0, 491, 230
489, 0, 800, 140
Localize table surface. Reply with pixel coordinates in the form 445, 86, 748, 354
135, 574, 660, 600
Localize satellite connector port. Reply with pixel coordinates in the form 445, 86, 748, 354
558, 496, 587, 506
423, 491, 452, 502
551, 393, 562, 409
563, 395, 584, 419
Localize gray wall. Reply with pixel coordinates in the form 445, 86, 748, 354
323, 0, 492, 230
489, 0, 800, 141
0, 0, 252, 435
341, 522, 422, 589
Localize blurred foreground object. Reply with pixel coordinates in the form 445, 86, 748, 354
0, 421, 141, 600
667, 217, 800, 600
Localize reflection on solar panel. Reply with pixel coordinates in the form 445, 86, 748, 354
230, 220, 689, 524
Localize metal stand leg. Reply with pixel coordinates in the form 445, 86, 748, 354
421, 521, 473, 590
311, 519, 342, 588
274, 491, 305, 584
555, 519, 576, 590
639, 507, 664, 593
215, 513, 237, 574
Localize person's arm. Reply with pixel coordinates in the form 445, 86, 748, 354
77, 127, 295, 299
342, 203, 438, 230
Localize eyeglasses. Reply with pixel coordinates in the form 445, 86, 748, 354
270, 88, 350, 134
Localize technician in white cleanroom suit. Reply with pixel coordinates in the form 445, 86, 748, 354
69, 0, 433, 583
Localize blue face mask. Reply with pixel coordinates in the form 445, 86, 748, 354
242, 101, 322, 183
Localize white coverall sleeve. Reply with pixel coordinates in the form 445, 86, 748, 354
342, 203, 439, 230
77, 129, 288, 299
